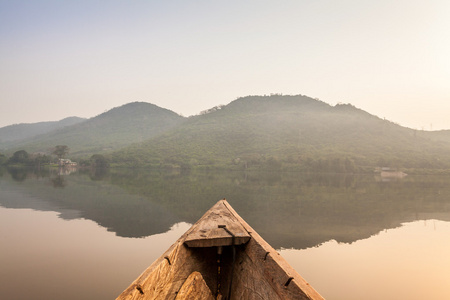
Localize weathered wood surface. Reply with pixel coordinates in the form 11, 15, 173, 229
222, 200, 324, 300
116, 199, 324, 300
117, 242, 188, 299
175, 271, 214, 300
184, 200, 251, 247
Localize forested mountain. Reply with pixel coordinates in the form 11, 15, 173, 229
111, 95, 450, 171
4, 95, 450, 172
6, 102, 185, 157
424, 130, 450, 145
0, 117, 85, 149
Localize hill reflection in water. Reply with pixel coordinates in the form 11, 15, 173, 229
1, 167, 450, 249
281, 219, 450, 300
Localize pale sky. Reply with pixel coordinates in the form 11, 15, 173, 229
1, 0, 449, 130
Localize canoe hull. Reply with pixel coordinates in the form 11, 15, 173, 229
117, 200, 324, 300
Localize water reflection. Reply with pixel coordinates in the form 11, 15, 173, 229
7, 166, 28, 182
88, 167, 110, 181
1, 168, 450, 250
51, 175, 66, 188
0, 206, 191, 300
2, 168, 450, 300
281, 220, 450, 300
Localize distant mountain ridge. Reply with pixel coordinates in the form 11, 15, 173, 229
3, 102, 185, 156
3, 95, 450, 171
0, 117, 86, 148
111, 95, 450, 171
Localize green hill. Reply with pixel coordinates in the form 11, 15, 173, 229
0, 117, 86, 149
423, 130, 450, 145
7, 102, 185, 157
111, 95, 450, 171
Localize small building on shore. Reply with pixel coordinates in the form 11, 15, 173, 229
59, 158, 77, 167
374, 167, 407, 180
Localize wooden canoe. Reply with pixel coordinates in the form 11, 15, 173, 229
117, 199, 324, 300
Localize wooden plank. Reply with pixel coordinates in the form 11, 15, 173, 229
175, 271, 214, 300
230, 246, 283, 300
116, 201, 228, 299
117, 242, 191, 299
117, 199, 324, 300
222, 200, 325, 300
184, 200, 250, 247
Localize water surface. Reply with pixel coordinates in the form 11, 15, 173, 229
281, 220, 450, 300
1, 167, 449, 299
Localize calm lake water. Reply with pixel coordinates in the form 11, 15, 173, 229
1, 167, 450, 300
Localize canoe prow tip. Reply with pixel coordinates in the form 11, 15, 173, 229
184, 198, 251, 248
215, 198, 229, 207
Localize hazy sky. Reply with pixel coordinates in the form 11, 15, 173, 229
1, 0, 449, 130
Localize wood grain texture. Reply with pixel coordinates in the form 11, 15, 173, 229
116, 199, 324, 300
222, 200, 324, 300
184, 201, 250, 247
175, 271, 214, 300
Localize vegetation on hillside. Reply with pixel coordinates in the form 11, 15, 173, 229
0, 117, 85, 148
4, 102, 186, 157
111, 95, 450, 172
3, 149, 52, 167
3, 95, 450, 173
